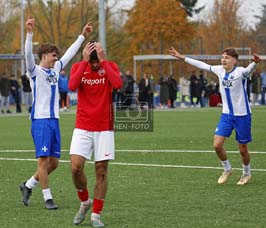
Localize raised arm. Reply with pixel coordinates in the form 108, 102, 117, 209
56, 22, 93, 71
169, 46, 186, 60
169, 46, 211, 72
68, 42, 96, 91
25, 18, 36, 73
95, 42, 122, 89
102, 61, 122, 89
242, 53, 261, 77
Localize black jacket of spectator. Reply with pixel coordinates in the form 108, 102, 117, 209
21, 74, 32, 92
0, 76, 10, 97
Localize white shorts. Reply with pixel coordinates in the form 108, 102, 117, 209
70, 129, 115, 161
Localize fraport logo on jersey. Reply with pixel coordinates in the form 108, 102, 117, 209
81, 77, 106, 86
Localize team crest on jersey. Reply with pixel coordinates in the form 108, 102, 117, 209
222, 80, 233, 88
46, 75, 58, 84
222, 74, 238, 88
98, 68, 105, 77
46, 76, 57, 84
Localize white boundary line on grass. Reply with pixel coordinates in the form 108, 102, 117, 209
117, 149, 266, 154
1, 149, 266, 154
1, 157, 266, 172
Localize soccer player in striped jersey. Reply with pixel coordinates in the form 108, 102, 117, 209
69, 42, 122, 227
19, 18, 93, 209
169, 47, 261, 185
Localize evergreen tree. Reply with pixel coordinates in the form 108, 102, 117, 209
179, 0, 205, 17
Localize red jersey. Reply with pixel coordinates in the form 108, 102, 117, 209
69, 60, 122, 131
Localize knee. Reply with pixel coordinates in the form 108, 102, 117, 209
96, 167, 106, 177
48, 159, 59, 174
71, 163, 83, 177
239, 144, 247, 150
213, 142, 222, 152
51, 161, 59, 170
95, 166, 108, 181
239, 144, 248, 154
71, 155, 86, 177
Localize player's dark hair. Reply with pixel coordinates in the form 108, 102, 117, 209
89, 50, 99, 62
223, 48, 239, 60
37, 43, 59, 60
89, 41, 99, 63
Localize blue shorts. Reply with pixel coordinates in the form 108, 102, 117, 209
31, 119, 61, 158
215, 113, 252, 144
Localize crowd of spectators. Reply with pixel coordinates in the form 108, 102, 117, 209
1, 68, 266, 113
112, 69, 266, 110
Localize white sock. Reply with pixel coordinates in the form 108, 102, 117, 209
221, 160, 232, 171
25, 176, 39, 189
42, 188, 52, 202
81, 199, 91, 206
243, 163, 251, 175
91, 213, 100, 220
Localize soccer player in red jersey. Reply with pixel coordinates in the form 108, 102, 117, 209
68, 41, 122, 227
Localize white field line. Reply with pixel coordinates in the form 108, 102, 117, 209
1, 157, 266, 172
1, 149, 266, 154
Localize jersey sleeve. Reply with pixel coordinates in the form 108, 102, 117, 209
209, 65, 224, 76
54, 35, 85, 73
25, 33, 36, 77
185, 57, 212, 72
101, 61, 122, 89
68, 61, 88, 91
242, 62, 258, 78
185, 57, 223, 77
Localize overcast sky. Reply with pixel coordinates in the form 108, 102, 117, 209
119, 0, 265, 29
194, 0, 265, 28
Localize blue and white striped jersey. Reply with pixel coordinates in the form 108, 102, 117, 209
185, 57, 258, 116
25, 33, 85, 119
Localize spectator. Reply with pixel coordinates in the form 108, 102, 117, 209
115, 72, 125, 106
251, 69, 261, 105
209, 81, 222, 107
21, 73, 32, 113
189, 71, 201, 107
123, 70, 135, 108
159, 76, 169, 108
138, 73, 150, 109
198, 70, 209, 107
168, 74, 177, 108
261, 71, 266, 105
179, 75, 190, 108
58, 70, 69, 111
10, 74, 22, 113
0, 73, 11, 114
149, 74, 156, 109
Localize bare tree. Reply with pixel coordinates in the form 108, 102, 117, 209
25, 0, 98, 50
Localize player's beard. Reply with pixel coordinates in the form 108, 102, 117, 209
90, 62, 100, 71
91, 66, 100, 71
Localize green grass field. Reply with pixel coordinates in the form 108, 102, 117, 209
1, 106, 266, 228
